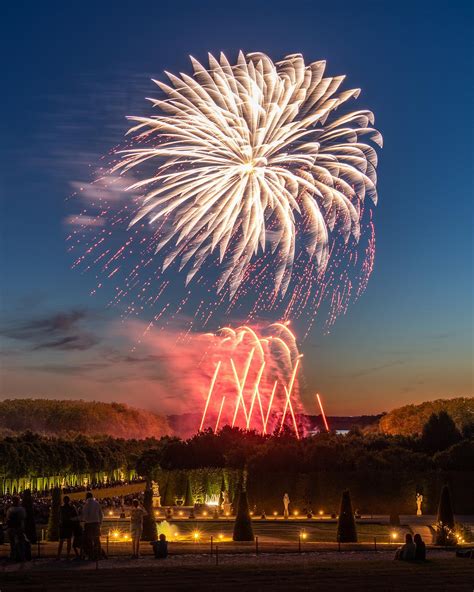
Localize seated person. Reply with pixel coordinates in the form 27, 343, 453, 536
151, 533, 168, 559
414, 533, 426, 561
395, 533, 416, 561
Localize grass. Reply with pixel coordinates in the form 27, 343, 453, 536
2, 558, 473, 591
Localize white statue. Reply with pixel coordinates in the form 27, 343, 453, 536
152, 481, 161, 507
416, 492, 423, 516
221, 491, 232, 515
283, 493, 290, 519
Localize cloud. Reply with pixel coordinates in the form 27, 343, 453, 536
24, 361, 109, 376
344, 360, 406, 379
1, 309, 100, 352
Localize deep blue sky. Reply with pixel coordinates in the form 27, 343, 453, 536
1, 0, 472, 415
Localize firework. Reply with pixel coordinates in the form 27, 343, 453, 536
198, 322, 302, 436
114, 52, 382, 298
69, 52, 381, 333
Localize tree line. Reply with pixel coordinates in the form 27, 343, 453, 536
1, 412, 472, 513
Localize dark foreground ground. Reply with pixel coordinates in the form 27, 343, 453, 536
2, 552, 473, 592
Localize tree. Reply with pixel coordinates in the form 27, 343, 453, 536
435, 484, 456, 545
436, 485, 456, 545
22, 489, 37, 544
434, 440, 474, 471
380, 398, 472, 436
232, 483, 254, 541
47, 487, 61, 542
141, 485, 157, 541
336, 490, 357, 543
421, 412, 462, 452
184, 476, 193, 507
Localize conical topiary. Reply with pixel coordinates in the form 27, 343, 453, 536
141, 486, 157, 541
437, 484, 455, 528
389, 509, 400, 526
47, 487, 61, 542
435, 484, 456, 545
184, 476, 194, 507
336, 490, 357, 543
232, 483, 254, 541
22, 489, 37, 544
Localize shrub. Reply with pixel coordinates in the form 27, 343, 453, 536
47, 487, 61, 541
141, 486, 157, 541
22, 489, 37, 543
184, 476, 193, 506
435, 484, 456, 545
336, 490, 357, 543
232, 484, 254, 541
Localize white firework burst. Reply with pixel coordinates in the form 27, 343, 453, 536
114, 52, 382, 296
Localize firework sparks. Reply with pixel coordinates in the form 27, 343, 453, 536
114, 52, 382, 299
69, 52, 381, 334
198, 322, 302, 436
316, 393, 330, 432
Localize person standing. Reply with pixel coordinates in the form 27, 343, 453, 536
129, 498, 148, 558
57, 496, 78, 560
6, 496, 26, 562
81, 492, 103, 560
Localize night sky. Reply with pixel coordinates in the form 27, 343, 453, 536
1, 0, 472, 416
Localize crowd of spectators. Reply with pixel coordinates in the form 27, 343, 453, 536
0, 479, 147, 525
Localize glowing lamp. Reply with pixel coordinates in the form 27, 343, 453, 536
391, 532, 398, 540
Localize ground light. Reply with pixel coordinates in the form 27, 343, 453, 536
193, 530, 201, 542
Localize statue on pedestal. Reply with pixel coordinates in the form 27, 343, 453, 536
416, 492, 423, 516
283, 493, 290, 519
152, 481, 161, 508
221, 491, 232, 515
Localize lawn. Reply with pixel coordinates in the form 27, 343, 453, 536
2, 556, 473, 591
